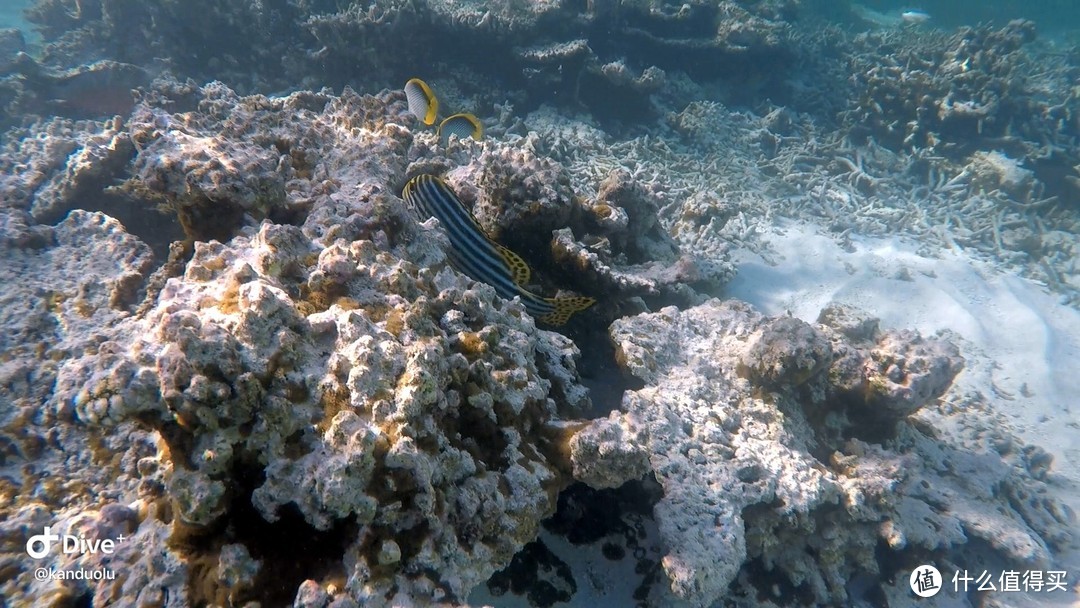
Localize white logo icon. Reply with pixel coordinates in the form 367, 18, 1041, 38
26, 526, 60, 559
910, 565, 942, 598
25, 526, 121, 559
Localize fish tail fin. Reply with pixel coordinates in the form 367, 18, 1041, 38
538, 296, 596, 326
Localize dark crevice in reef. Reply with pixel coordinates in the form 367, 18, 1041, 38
100, 193, 185, 262
489, 478, 664, 607
543, 478, 662, 544
135, 239, 195, 316
564, 321, 643, 419
170, 461, 355, 608
175, 194, 247, 245
577, 70, 659, 130
741, 557, 818, 606
486, 539, 577, 608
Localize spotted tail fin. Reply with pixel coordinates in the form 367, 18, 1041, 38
538, 296, 596, 326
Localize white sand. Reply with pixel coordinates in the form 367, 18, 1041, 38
726, 219, 1080, 602
726, 220, 1079, 476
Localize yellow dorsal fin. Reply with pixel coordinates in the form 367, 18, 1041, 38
538, 296, 596, 326
495, 243, 532, 286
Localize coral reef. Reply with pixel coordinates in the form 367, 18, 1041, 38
1, 3, 1077, 605
843, 20, 1077, 157
765, 17, 1080, 303
419, 138, 731, 318
21, 0, 800, 126
47, 219, 587, 606
0, 207, 157, 607
0, 115, 129, 220
0, 78, 718, 606
567, 300, 1072, 607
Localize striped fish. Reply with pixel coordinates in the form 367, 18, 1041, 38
403, 78, 485, 146
404, 78, 438, 126
438, 113, 483, 146
402, 174, 595, 325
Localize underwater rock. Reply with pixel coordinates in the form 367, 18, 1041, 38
858, 329, 965, 419
550, 227, 714, 307
0, 207, 163, 605
569, 298, 1069, 607
591, 168, 679, 262
549, 169, 732, 311
0, 115, 131, 222
568, 412, 650, 490
0, 73, 736, 605
0, 210, 153, 363
738, 315, 834, 388
23, 74, 612, 605
47, 213, 591, 606
966, 150, 1036, 200
818, 306, 965, 434
446, 143, 577, 241
121, 80, 410, 247
428, 146, 727, 316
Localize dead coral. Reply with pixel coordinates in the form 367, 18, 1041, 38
843, 20, 1070, 155
572, 299, 1070, 607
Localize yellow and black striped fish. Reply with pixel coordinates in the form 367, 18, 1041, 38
402, 174, 595, 325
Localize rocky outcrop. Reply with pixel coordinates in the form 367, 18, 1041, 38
568, 300, 1070, 607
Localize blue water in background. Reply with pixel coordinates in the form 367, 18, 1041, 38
0, 0, 34, 37
4, 1, 1079, 36
827, 0, 1080, 33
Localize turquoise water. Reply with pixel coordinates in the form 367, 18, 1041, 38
0, 0, 31, 30
848, 0, 1080, 31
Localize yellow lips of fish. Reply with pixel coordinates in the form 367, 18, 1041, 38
404, 77, 439, 126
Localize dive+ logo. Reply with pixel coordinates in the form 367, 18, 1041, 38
25, 526, 126, 559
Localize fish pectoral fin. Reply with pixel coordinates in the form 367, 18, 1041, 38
538, 296, 596, 326
495, 244, 532, 286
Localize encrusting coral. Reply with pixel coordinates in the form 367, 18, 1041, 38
0, 78, 716, 606
569, 300, 1072, 607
